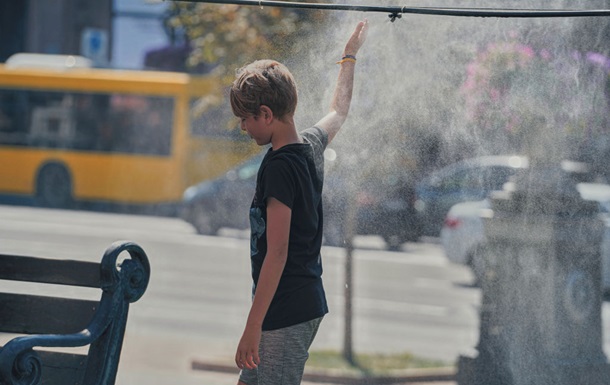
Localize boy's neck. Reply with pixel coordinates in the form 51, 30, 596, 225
270, 116, 301, 150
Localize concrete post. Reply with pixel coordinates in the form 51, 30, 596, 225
457, 162, 610, 385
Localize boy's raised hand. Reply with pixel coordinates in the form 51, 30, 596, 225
344, 19, 369, 57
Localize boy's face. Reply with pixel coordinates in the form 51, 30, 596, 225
240, 114, 270, 146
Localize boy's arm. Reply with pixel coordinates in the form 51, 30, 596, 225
315, 19, 368, 144
235, 197, 291, 370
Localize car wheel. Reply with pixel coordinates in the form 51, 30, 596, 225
383, 235, 404, 251
405, 233, 420, 243
192, 203, 219, 235
407, 220, 423, 242
469, 246, 486, 286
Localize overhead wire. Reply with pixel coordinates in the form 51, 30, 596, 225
175, 0, 610, 19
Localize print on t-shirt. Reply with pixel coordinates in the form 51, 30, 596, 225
249, 206, 265, 256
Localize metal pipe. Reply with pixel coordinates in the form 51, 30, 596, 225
175, 0, 610, 18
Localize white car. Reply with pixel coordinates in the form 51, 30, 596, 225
441, 182, 610, 291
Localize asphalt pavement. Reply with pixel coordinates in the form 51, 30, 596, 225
2, 205, 470, 385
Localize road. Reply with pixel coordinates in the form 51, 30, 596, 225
2, 205, 608, 384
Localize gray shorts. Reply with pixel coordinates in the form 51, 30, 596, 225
239, 317, 323, 385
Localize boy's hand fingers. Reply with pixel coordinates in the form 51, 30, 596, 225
360, 19, 369, 42
357, 19, 369, 46
236, 348, 259, 369
346, 19, 368, 55
245, 351, 258, 369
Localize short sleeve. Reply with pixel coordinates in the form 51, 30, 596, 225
261, 158, 296, 209
302, 126, 328, 154
301, 126, 328, 181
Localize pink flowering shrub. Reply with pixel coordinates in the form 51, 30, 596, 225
462, 42, 545, 133
460, 41, 610, 156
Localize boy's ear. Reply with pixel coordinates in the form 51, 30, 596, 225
259, 105, 274, 123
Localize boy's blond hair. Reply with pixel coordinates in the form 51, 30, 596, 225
230, 60, 298, 121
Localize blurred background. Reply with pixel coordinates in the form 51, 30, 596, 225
3, 1, 610, 384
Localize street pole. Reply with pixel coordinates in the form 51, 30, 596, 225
343, 236, 354, 364
343, 195, 357, 365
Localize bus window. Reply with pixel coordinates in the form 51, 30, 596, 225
0, 89, 30, 146
72, 93, 109, 151
0, 88, 174, 155
108, 94, 174, 155
190, 96, 246, 141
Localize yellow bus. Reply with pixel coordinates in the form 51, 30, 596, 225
0, 54, 257, 214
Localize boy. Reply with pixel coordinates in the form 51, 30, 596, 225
231, 20, 368, 385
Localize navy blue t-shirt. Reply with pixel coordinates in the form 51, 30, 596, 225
249, 126, 329, 331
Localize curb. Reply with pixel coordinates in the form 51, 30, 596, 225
191, 359, 456, 384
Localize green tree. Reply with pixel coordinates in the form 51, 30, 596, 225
165, 2, 325, 80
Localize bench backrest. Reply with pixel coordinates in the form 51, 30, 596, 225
0, 241, 150, 385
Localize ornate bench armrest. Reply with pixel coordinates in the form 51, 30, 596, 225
0, 241, 150, 385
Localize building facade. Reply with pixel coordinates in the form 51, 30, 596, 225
0, 0, 171, 69
0, 0, 112, 64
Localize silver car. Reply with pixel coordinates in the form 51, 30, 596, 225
415, 155, 528, 237
440, 182, 610, 291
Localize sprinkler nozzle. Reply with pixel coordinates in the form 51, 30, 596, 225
388, 12, 402, 22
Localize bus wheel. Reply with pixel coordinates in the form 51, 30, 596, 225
36, 164, 73, 208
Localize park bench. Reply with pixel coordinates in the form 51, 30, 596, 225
0, 240, 150, 385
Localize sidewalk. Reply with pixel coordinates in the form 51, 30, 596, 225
117, 354, 457, 385
120, 367, 456, 385
190, 360, 458, 385
116, 332, 457, 385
